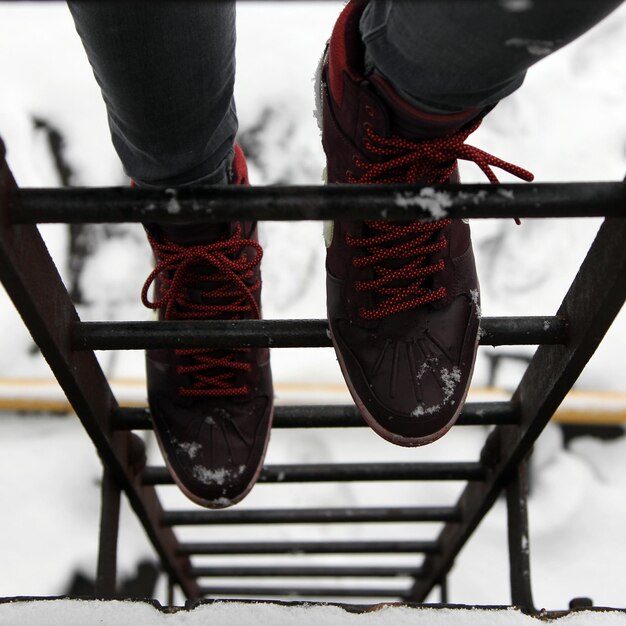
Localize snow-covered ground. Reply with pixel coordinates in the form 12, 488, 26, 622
3, 598, 626, 626
0, 0, 625, 621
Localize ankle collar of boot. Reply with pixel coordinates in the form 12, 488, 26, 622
370, 73, 486, 140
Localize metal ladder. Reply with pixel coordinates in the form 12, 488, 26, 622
1, 135, 624, 610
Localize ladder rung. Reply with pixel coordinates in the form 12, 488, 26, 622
111, 401, 519, 430
197, 585, 407, 598
162, 506, 461, 526
190, 565, 424, 578
176, 539, 439, 556
15, 181, 626, 223
143, 462, 486, 486
72, 316, 568, 350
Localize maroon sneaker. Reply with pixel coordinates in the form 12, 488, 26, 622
141, 145, 273, 508
319, 1, 533, 446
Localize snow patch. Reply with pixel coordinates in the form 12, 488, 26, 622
470, 288, 482, 318
6, 599, 626, 625
497, 188, 516, 201
191, 464, 245, 486
412, 366, 462, 417
177, 441, 201, 460
164, 188, 181, 214
456, 189, 488, 206
312, 47, 327, 135
441, 366, 462, 399
415, 361, 431, 382
395, 187, 452, 220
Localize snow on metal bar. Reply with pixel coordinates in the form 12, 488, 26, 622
12, 181, 626, 223
72, 316, 568, 350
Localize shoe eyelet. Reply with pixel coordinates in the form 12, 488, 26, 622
346, 169, 353, 178
362, 121, 373, 132
364, 104, 375, 117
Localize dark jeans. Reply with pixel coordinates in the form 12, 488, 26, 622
361, 0, 624, 113
68, 0, 623, 188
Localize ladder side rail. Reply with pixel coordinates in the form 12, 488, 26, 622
96, 467, 121, 599
407, 216, 626, 602
0, 139, 199, 599
505, 459, 535, 611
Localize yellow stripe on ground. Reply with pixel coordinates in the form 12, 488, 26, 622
0, 378, 624, 425
0, 398, 73, 413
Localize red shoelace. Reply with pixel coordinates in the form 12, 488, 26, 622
141, 224, 263, 397
346, 118, 534, 320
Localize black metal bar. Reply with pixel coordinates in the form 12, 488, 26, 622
0, 138, 199, 599
199, 585, 407, 598
408, 217, 626, 602
162, 506, 461, 526
12, 182, 626, 223
271, 401, 519, 428
167, 577, 175, 607
112, 401, 519, 431
144, 462, 485, 485
190, 565, 424, 578
95, 468, 121, 599
113, 408, 153, 430
177, 540, 440, 556
72, 316, 567, 350
440, 577, 449, 604
480, 317, 568, 347
506, 459, 535, 610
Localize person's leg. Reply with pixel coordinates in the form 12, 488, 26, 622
68, 1, 273, 509
67, 0, 237, 187
360, 0, 625, 113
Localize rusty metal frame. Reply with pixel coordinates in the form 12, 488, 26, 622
1, 132, 625, 608
407, 216, 626, 605
0, 139, 199, 599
